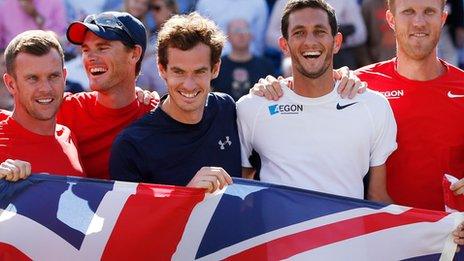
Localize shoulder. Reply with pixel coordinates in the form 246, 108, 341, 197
356, 59, 395, 80
0, 110, 11, 121
236, 91, 270, 110
444, 62, 464, 79
62, 91, 98, 107
55, 124, 75, 141
209, 92, 236, 108
352, 89, 391, 113
115, 113, 156, 146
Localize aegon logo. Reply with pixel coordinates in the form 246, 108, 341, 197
380, 89, 404, 99
268, 104, 304, 115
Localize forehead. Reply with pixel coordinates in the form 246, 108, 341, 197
14, 49, 62, 75
82, 31, 118, 46
393, 0, 443, 10
229, 20, 249, 30
165, 43, 212, 69
288, 7, 330, 30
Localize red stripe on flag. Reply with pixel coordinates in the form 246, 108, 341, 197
102, 183, 205, 260
225, 208, 448, 260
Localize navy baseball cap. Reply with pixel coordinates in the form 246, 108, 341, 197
67, 11, 147, 56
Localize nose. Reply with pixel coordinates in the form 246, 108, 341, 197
37, 79, 54, 94
83, 50, 97, 63
412, 13, 427, 27
304, 32, 319, 47
182, 75, 196, 90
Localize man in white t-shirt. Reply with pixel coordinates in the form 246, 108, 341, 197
237, 0, 397, 202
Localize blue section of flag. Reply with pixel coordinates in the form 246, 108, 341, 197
0, 174, 115, 250
196, 179, 386, 258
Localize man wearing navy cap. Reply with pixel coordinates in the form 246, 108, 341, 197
50, 11, 157, 181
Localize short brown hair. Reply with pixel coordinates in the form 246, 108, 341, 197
156, 12, 226, 69
387, 0, 446, 12
281, 0, 338, 39
4, 30, 64, 76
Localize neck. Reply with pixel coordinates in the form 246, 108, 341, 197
396, 50, 445, 81
96, 82, 137, 109
292, 68, 335, 98
228, 49, 252, 62
12, 110, 56, 136
161, 96, 204, 124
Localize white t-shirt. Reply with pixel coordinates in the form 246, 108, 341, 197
237, 84, 397, 199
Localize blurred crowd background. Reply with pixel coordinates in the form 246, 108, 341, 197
0, 0, 463, 109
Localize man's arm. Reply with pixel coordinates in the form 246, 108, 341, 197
249, 67, 367, 101
242, 167, 255, 180
367, 164, 393, 204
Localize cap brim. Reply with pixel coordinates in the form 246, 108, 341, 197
66, 22, 126, 45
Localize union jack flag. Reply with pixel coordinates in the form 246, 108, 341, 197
0, 174, 462, 260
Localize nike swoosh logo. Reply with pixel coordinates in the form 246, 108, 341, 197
447, 91, 464, 98
336, 102, 358, 110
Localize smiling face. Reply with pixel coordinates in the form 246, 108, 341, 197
387, 0, 446, 60
3, 49, 66, 122
279, 7, 342, 80
81, 32, 139, 93
158, 43, 220, 123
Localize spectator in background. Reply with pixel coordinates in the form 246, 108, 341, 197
327, 0, 368, 69
266, 0, 287, 52
176, 0, 197, 14
361, 0, 396, 63
122, 0, 150, 26
0, 48, 13, 111
65, 0, 109, 23
212, 19, 275, 101
137, 0, 179, 94
64, 46, 90, 92
0, 0, 67, 49
195, 0, 268, 56
438, 0, 464, 65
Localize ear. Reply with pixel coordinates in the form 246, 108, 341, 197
3, 73, 17, 95
386, 10, 395, 31
132, 45, 143, 64
63, 67, 68, 81
333, 32, 343, 54
157, 62, 167, 81
278, 36, 290, 56
211, 59, 222, 79
441, 11, 448, 28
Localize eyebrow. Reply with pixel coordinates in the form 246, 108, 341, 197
291, 24, 329, 32
194, 67, 209, 73
82, 41, 112, 49
170, 66, 185, 72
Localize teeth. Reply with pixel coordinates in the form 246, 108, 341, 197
37, 98, 53, 104
304, 51, 321, 55
180, 92, 197, 98
90, 67, 107, 73
412, 33, 427, 37
302, 51, 322, 57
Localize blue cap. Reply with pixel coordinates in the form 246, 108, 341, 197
66, 11, 147, 56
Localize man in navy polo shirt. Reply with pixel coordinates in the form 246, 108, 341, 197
109, 13, 238, 192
